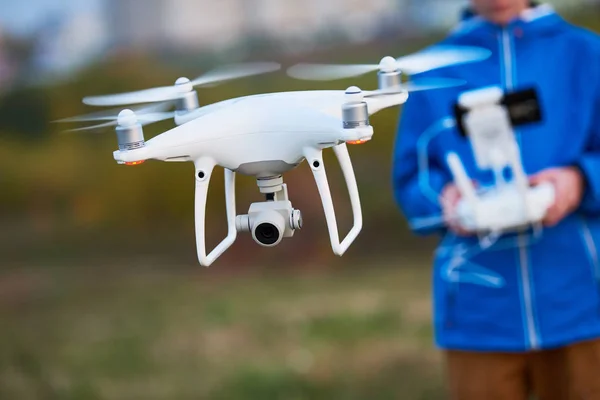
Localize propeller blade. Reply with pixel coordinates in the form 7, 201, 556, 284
82, 86, 183, 107
64, 120, 119, 132
60, 111, 174, 123
286, 63, 378, 81
62, 111, 174, 133
395, 45, 492, 75
363, 77, 466, 97
190, 61, 281, 87
82, 111, 175, 123
81, 62, 280, 107
54, 102, 173, 123
286, 45, 490, 81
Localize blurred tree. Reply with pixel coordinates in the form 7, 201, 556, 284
0, 87, 50, 139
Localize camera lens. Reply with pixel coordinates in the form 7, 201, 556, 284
255, 223, 280, 245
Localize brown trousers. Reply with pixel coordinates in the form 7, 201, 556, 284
445, 339, 600, 400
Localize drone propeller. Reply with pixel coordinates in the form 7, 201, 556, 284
55, 102, 172, 123
362, 77, 467, 97
54, 102, 175, 132
63, 112, 174, 132
286, 45, 491, 81
339, 78, 466, 105
58, 108, 175, 133
82, 61, 281, 107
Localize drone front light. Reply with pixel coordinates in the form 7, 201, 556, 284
125, 160, 145, 166
346, 138, 370, 145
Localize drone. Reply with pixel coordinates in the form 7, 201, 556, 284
57, 45, 491, 267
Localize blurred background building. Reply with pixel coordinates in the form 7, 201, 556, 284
108, 0, 399, 51
1, 0, 598, 90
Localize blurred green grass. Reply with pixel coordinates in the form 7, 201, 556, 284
0, 262, 443, 400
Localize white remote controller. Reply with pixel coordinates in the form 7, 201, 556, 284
453, 181, 555, 232
446, 86, 553, 233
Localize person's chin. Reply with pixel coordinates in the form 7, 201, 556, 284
491, 8, 519, 24
487, 12, 514, 25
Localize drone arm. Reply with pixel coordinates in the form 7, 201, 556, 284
304, 144, 362, 256
194, 158, 237, 267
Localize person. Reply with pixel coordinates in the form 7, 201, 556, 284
392, 1, 600, 399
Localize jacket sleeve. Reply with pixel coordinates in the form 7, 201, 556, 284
391, 89, 453, 236
576, 86, 600, 215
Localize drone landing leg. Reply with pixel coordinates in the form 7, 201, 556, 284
194, 158, 237, 267
304, 144, 363, 256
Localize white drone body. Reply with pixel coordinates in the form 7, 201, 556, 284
446, 86, 555, 233
58, 45, 492, 267
112, 87, 408, 267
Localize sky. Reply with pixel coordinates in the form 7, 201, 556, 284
0, 0, 102, 37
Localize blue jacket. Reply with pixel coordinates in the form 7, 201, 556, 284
392, 4, 600, 351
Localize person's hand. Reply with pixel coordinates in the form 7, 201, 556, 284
440, 182, 475, 236
529, 166, 585, 227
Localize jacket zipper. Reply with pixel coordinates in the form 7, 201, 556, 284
500, 26, 540, 349
501, 29, 514, 90
517, 234, 539, 349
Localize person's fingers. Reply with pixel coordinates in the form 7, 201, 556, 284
441, 186, 460, 203
532, 171, 559, 226
545, 211, 563, 227
455, 227, 474, 236
439, 182, 482, 236
441, 199, 466, 235
440, 186, 461, 220
543, 202, 561, 226
529, 171, 552, 185
541, 176, 563, 224
543, 193, 570, 226
529, 175, 543, 186
447, 220, 471, 236
542, 211, 554, 226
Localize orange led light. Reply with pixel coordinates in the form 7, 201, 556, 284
125, 160, 145, 166
346, 139, 369, 145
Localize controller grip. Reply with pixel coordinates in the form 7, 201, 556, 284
529, 181, 555, 212
453, 182, 555, 233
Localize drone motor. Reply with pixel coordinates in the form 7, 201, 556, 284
341, 86, 370, 129
115, 109, 145, 151
174, 77, 200, 114
377, 56, 403, 90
